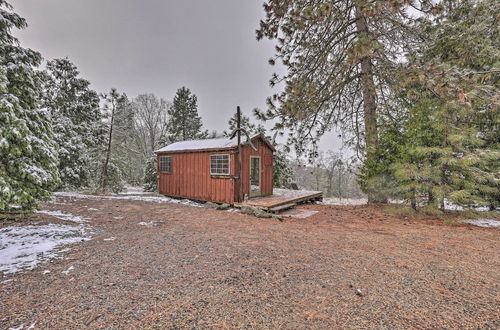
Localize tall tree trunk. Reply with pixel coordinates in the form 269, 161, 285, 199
411, 189, 417, 211
355, 4, 380, 203
101, 101, 115, 193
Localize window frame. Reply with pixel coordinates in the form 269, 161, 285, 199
159, 155, 172, 174
210, 153, 231, 176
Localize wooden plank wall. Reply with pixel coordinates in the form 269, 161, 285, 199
241, 138, 274, 198
158, 151, 237, 204
157, 136, 274, 204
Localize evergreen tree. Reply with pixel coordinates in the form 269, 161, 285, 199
108, 92, 136, 186
368, 0, 499, 210
97, 88, 132, 193
224, 110, 293, 188
224, 112, 256, 137
273, 150, 293, 188
41, 58, 103, 189
166, 87, 206, 142
143, 156, 158, 192
256, 1, 437, 202
0, 0, 59, 211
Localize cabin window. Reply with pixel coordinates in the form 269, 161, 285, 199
210, 154, 230, 175
159, 156, 172, 173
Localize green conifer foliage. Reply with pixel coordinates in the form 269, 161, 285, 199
224, 113, 256, 137
273, 150, 293, 188
95, 89, 134, 193
143, 156, 158, 192
255, 1, 440, 202
41, 58, 104, 189
167, 87, 206, 142
0, 0, 59, 211
369, 0, 499, 210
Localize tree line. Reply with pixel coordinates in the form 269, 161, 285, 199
256, 0, 499, 211
0, 0, 296, 212
0, 0, 212, 211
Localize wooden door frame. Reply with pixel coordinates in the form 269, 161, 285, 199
249, 156, 261, 197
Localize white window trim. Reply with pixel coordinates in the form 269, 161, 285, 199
210, 154, 231, 176
159, 156, 172, 174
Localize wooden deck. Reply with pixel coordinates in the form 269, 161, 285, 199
236, 188, 323, 211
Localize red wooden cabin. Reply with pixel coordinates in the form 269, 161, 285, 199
154, 134, 275, 204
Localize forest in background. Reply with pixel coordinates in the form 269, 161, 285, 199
1, 0, 498, 213
256, 0, 499, 211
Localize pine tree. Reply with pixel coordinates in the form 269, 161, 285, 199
41, 58, 103, 189
167, 87, 206, 142
372, 0, 499, 210
0, 0, 59, 211
108, 92, 136, 186
98, 88, 132, 193
273, 150, 293, 188
224, 113, 256, 137
143, 156, 158, 192
256, 1, 439, 202
224, 110, 293, 189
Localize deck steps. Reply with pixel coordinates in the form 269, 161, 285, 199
268, 203, 296, 213
235, 189, 323, 212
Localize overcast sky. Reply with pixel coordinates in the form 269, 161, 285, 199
14, 0, 340, 153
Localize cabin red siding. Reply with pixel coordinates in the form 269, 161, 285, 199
156, 136, 274, 204
240, 140, 273, 198
157, 151, 237, 204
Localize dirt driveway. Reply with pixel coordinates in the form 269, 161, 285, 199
1, 194, 499, 328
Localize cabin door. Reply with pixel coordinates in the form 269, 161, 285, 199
249, 156, 261, 197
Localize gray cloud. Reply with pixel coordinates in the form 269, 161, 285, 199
14, 0, 341, 154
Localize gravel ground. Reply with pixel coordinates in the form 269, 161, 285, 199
1, 195, 499, 329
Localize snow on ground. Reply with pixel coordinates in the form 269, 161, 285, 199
273, 188, 322, 198
61, 265, 75, 275
137, 221, 164, 226
117, 185, 150, 195
322, 197, 497, 210
0, 224, 90, 275
321, 197, 368, 206
8, 322, 36, 330
54, 192, 202, 207
444, 199, 491, 212
460, 219, 500, 228
35, 210, 89, 223
117, 191, 150, 195
103, 237, 116, 241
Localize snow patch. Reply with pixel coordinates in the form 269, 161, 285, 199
36, 210, 89, 223
321, 197, 367, 206
461, 219, 500, 228
87, 208, 99, 211
155, 137, 237, 153
138, 221, 155, 226
54, 191, 202, 207
103, 237, 116, 241
118, 191, 150, 195
62, 265, 74, 275
444, 199, 491, 212
8, 322, 36, 330
0, 224, 90, 275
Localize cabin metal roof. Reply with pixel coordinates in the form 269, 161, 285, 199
154, 134, 276, 153
154, 137, 237, 153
